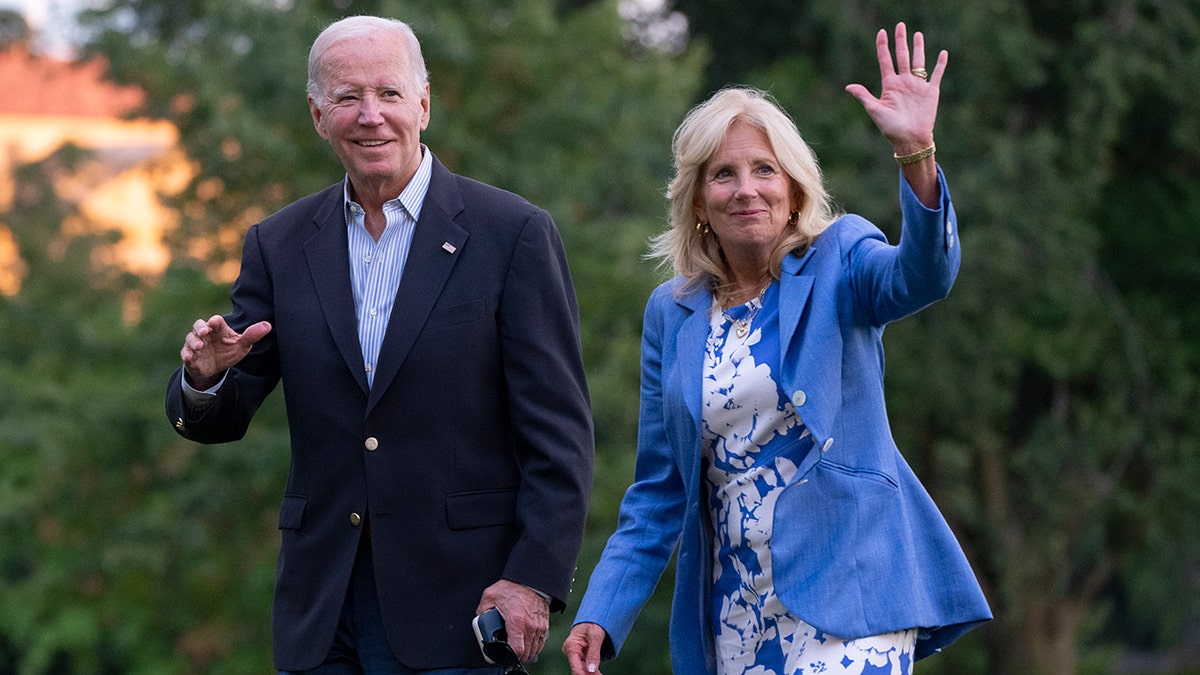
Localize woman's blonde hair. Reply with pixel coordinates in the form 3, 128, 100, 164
649, 86, 837, 301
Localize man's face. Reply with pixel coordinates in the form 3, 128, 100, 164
308, 31, 430, 199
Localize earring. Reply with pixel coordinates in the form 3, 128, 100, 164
787, 210, 799, 228
695, 221, 711, 235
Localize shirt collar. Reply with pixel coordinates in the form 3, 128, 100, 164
342, 144, 434, 222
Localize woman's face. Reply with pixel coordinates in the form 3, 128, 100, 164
693, 120, 796, 264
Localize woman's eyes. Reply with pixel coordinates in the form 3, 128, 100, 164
711, 165, 776, 180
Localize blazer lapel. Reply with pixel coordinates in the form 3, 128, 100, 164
304, 185, 370, 395
779, 241, 841, 450
674, 248, 821, 432
366, 158, 468, 413
779, 248, 816, 351
675, 287, 712, 429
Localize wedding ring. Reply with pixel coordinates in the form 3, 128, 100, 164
911, 67, 928, 80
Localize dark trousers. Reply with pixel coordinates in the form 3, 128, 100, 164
281, 536, 504, 675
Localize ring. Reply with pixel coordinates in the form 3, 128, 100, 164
911, 67, 928, 80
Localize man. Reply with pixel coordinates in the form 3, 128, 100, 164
166, 16, 594, 674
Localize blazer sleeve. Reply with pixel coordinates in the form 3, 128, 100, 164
846, 165, 961, 327
165, 222, 281, 444
572, 284, 689, 656
495, 208, 595, 610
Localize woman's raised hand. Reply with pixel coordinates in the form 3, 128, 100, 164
845, 22, 947, 157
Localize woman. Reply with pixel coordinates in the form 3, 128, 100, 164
563, 23, 991, 675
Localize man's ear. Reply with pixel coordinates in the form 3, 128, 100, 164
309, 97, 329, 141
418, 83, 431, 131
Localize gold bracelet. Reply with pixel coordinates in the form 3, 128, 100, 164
893, 143, 936, 165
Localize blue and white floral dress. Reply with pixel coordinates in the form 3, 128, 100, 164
702, 282, 917, 675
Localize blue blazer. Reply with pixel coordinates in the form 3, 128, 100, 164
573, 170, 991, 672
166, 155, 594, 671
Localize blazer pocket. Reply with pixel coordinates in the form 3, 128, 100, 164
817, 459, 900, 490
445, 488, 518, 530
278, 494, 308, 530
425, 299, 485, 330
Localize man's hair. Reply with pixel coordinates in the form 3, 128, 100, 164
306, 16, 428, 100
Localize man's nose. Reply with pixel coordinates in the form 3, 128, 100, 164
357, 96, 384, 125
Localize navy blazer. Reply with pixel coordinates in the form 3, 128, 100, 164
167, 155, 594, 670
573, 170, 990, 672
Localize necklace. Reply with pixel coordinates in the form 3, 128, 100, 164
722, 284, 768, 339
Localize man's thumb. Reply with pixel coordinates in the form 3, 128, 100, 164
242, 321, 273, 344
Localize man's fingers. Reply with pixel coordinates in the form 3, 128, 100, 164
241, 321, 273, 345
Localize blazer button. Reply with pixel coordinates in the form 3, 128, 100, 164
364, 437, 379, 451
822, 437, 834, 452
791, 390, 807, 407
350, 513, 362, 527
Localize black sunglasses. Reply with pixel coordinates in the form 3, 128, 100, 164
479, 638, 529, 675
473, 608, 530, 675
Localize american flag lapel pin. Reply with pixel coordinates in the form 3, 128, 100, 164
442, 242, 457, 254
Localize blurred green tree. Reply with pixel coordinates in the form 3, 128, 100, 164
0, 146, 291, 674
4, 0, 1197, 673
0, 10, 30, 47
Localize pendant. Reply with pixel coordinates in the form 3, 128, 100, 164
735, 322, 749, 338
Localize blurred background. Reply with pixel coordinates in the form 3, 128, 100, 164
1, 0, 1198, 673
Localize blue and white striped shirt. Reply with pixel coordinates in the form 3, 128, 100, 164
344, 146, 433, 388
181, 147, 435, 402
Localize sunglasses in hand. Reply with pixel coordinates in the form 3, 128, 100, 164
472, 608, 530, 675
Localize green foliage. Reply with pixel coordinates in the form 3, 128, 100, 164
0, 152, 290, 673
3, 0, 1198, 672
0, 9, 30, 47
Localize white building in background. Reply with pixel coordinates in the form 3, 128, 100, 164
0, 44, 193, 298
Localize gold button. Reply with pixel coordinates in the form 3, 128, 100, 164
364, 437, 379, 451
350, 513, 362, 527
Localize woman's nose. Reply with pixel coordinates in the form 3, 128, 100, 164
732, 175, 756, 199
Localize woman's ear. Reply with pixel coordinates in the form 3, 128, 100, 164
791, 183, 805, 213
